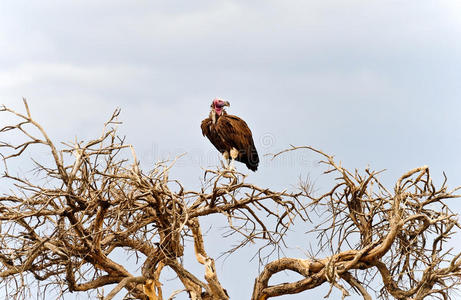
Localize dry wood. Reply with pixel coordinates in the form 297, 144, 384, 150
0, 102, 460, 299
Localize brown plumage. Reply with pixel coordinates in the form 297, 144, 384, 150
201, 99, 259, 171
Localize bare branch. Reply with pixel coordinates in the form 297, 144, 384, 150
1, 104, 460, 300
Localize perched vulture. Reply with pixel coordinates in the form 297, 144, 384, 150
201, 99, 259, 171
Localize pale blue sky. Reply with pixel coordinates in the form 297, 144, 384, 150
1, 1, 461, 299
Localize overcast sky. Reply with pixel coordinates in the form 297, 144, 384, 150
1, 1, 461, 299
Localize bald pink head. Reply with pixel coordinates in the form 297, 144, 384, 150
212, 98, 230, 115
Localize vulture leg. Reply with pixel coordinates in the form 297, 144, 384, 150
230, 148, 239, 171
222, 151, 230, 169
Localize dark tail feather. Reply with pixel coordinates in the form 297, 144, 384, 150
246, 162, 258, 172
245, 146, 259, 172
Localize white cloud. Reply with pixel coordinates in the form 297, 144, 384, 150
0, 62, 144, 89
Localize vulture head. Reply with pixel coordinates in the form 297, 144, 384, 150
211, 98, 230, 116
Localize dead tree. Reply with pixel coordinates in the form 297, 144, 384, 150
0, 100, 460, 300
252, 146, 461, 300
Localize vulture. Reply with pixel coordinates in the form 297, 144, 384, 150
201, 98, 259, 171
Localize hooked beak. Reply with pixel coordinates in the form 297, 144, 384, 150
223, 101, 230, 107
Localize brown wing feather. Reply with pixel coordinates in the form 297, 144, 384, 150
216, 115, 259, 171
201, 117, 228, 153
201, 118, 211, 139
